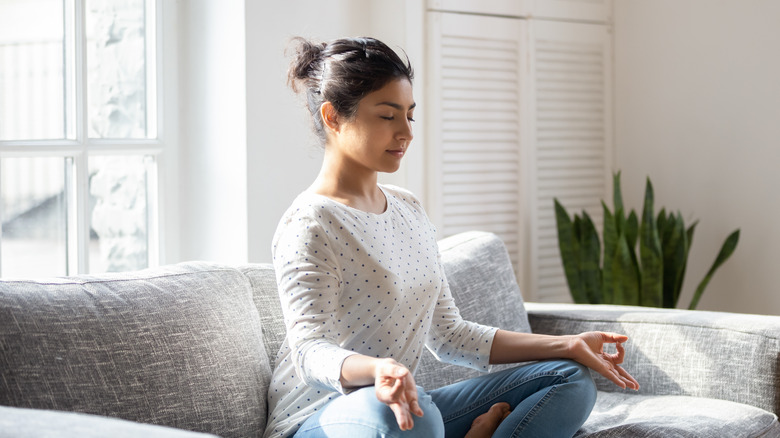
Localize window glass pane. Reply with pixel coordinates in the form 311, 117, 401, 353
86, 0, 152, 139
1, 157, 69, 277
0, 0, 65, 141
89, 155, 152, 273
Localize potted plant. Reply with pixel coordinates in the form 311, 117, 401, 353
554, 172, 740, 309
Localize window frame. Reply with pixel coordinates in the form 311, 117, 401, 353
0, 0, 173, 276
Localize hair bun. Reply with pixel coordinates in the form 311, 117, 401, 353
287, 37, 326, 92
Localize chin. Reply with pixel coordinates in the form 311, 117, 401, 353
383, 164, 402, 173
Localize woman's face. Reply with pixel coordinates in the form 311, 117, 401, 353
330, 78, 416, 174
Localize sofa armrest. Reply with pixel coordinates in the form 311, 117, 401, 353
0, 405, 221, 438
525, 302, 780, 415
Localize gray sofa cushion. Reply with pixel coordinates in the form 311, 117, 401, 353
577, 392, 780, 438
0, 405, 220, 438
0, 262, 271, 438
415, 231, 532, 390
238, 263, 287, 366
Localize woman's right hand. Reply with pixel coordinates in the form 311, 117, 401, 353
374, 358, 424, 431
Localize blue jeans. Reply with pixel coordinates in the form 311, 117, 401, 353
293, 359, 597, 438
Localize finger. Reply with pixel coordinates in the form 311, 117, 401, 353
389, 402, 414, 431
601, 344, 626, 365
399, 373, 424, 417
616, 365, 640, 390
407, 389, 424, 417
601, 332, 629, 344
404, 386, 424, 417
409, 398, 424, 417
389, 375, 405, 399
375, 376, 403, 404
378, 362, 408, 381
615, 342, 626, 364
393, 365, 409, 379
597, 361, 627, 389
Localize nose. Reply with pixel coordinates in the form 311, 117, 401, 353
397, 119, 413, 143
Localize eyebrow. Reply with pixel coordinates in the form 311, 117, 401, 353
376, 101, 417, 111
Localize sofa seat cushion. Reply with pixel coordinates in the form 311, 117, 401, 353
0, 262, 272, 438
577, 392, 780, 438
0, 406, 220, 438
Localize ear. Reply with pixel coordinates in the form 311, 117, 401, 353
320, 102, 341, 133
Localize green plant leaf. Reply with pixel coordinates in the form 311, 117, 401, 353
579, 211, 602, 304
688, 229, 740, 310
612, 231, 640, 305
678, 220, 699, 295
625, 210, 641, 286
639, 177, 663, 307
626, 210, 639, 251
657, 208, 667, 236
613, 171, 624, 214
602, 202, 617, 304
555, 199, 587, 304
660, 212, 687, 308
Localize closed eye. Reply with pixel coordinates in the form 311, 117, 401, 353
380, 115, 415, 122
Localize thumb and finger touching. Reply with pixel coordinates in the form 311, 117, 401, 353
375, 362, 423, 431
579, 332, 640, 390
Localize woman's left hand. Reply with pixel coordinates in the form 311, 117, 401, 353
568, 332, 640, 390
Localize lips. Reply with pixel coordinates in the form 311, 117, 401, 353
386, 149, 405, 158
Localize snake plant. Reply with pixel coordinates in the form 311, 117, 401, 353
554, 172, 740, 309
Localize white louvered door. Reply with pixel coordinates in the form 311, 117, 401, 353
427, 11, 613, 302
426, 12, 526, 273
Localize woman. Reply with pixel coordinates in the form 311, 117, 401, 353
266, 36, 639, 438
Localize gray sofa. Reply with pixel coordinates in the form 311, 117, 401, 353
1, 231, 778, 437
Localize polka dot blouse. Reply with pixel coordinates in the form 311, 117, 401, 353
263, 185, 498, 438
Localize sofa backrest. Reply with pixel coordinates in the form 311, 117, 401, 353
237, 264, 287, 368
414, 231, 531, 389
0, 262, 271, 438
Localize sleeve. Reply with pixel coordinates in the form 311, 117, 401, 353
424, 248, 499, 373
272, 212, 357, 395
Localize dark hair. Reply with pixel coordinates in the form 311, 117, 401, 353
287, 36, 414, 144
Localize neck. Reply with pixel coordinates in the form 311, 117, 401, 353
310, 150, 385, 213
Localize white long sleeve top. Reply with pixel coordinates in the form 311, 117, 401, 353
263, 185, 498, 438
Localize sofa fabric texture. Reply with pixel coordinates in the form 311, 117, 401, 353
575, 392, 780, 438
526, 303, 780, 415
1, 230, 779, 437
0, 263, 272, 438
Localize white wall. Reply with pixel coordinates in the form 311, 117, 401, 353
614, 0, 780, 314
245, 0, 424, 263
177, 0, 248, 264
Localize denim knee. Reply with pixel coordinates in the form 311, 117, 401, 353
404, 387, 445, 438
560, 359, 598, 422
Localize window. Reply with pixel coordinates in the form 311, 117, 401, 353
0, 0, 163, 277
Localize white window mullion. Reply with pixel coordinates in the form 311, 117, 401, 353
64, 0, 77, 140
75, 0, 90, 274
145, 0, 158, 139
65, 156, 78, 275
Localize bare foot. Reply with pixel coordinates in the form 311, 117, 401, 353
464, 402, 512, 438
